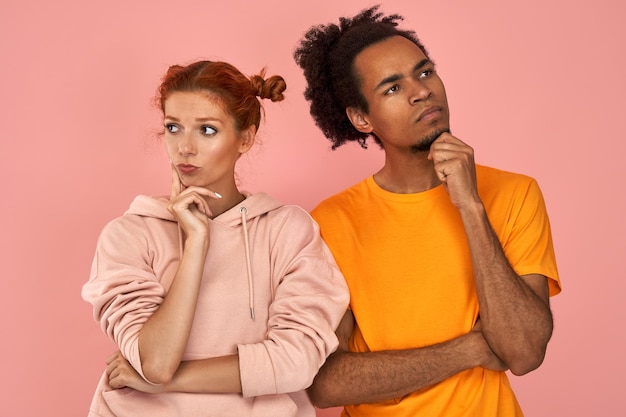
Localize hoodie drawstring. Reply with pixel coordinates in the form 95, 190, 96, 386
177, 206, 255, 320
177, 225, 184, 259
239, 206, 255, 320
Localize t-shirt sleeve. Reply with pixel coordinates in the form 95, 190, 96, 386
503, 178, 561, 296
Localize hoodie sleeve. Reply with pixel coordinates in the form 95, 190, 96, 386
81, 216, 167, 382
237, 207, 349, 397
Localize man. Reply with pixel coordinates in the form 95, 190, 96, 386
293, 5, 561, 417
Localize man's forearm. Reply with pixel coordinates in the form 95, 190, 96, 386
308, 331, 499, 408
460, 202, 553, 375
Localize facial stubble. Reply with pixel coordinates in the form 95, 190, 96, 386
410, 128, 451, 153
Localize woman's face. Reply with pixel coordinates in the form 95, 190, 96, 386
163, 91, 254, 190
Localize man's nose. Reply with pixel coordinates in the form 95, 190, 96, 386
409, 79, 432, 104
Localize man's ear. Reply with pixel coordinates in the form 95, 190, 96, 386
239, 125, 256, 154
346, 107, 373, 134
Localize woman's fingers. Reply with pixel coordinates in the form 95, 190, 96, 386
170, 189, 210, 217
105, 352, 127, 389
169, 187, 222, 217
170, 164, 184, 202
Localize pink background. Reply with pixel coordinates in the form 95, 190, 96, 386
1, 0, 624, 415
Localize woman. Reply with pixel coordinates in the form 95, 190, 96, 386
82, 60, 349, 417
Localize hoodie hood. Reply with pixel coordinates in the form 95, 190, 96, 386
124, 192, 283, 225
124, 191, 284, 320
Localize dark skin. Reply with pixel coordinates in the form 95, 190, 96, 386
308, 36, 553, 408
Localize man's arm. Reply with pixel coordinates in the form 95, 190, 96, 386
429, 133, 554, 375
459, 203, 553, 375
307, 310, 506, 408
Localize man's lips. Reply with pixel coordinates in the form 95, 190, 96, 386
417, 106, 442, 122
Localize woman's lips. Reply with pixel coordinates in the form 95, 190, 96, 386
177, 164, 199, 174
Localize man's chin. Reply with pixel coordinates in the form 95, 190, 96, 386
410, 128, 451, 153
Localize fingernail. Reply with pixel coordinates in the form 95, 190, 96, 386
215, 192, 222, 199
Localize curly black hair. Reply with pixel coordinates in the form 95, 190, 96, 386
294, 5, 430, 149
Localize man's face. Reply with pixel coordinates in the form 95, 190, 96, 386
350, 36, 450, 152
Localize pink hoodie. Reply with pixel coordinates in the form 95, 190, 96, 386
82, 192, 349, 417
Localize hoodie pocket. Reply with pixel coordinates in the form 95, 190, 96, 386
102, 389, 254, 417
102, 388, 160, 417
250, 393, 298, 417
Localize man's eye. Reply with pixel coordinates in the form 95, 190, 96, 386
385, 85, 399, 95
165, 124, 179, 133
201, 126, 217, 135
419, 69, 433, 79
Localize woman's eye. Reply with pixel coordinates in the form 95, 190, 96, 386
201, 125, 217, 135
165, 124, 179, 133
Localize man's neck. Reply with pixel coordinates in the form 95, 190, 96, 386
373, 150, 441, 194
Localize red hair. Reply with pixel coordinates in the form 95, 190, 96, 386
156, 60, 286, 131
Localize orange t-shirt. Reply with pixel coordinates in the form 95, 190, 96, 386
311, 165, 561, 417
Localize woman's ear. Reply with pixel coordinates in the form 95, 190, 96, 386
346, 107, 374, 134
239, 125, 256, 154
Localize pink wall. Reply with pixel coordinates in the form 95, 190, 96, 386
1, 0, 624, 415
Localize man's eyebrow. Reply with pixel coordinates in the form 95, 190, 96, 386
374, 58, 432, 91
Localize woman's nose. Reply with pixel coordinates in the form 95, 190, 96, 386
178, 133, 196, 155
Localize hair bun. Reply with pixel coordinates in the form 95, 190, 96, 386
250, 70, 286, 102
